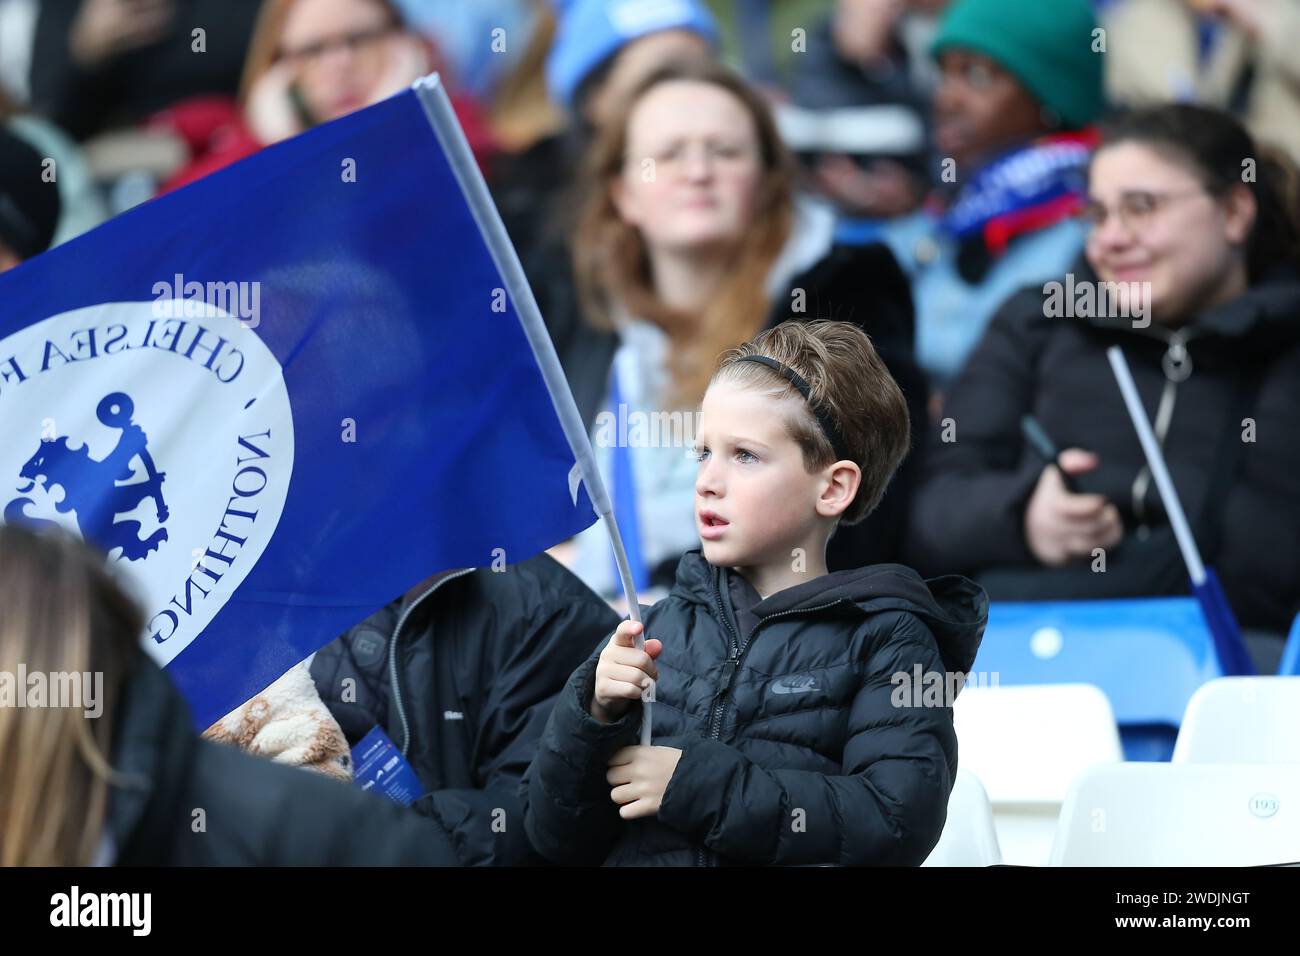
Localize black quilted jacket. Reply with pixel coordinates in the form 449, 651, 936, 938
311, 554, 620, 865
521, 551, 987, 866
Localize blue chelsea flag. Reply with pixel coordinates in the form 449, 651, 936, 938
0, 78, 614, 729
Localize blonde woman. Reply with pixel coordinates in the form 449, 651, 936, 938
0, 523, 459, 865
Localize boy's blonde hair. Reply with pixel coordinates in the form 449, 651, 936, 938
712, 320, 911, 525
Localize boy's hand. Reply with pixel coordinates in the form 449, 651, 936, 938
590, 620, 662, 724
606, 746, 683, 819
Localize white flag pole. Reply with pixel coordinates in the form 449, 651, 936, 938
1106, 346, 1253, 674
413, 75, 654, 744
1105, 346, 1205, 583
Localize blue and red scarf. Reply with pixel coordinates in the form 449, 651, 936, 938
934, 128, 1100, 257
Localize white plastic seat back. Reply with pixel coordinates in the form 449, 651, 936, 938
1051, 763, 1300, 866
922, 769, 1002, 867
1172, 677, 1300, 763
955, 685, 1123, 865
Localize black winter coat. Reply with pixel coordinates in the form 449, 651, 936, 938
521, 551, 987, 866
30, 1, 262, 140
905, 262, 1300, 633
310, 553, 620, 865
537, 239, 929, 578
107, 655, 460, 865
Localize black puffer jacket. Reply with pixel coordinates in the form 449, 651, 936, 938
521, 551, 987, 866
904, 262, 1300, 633
108, 655, 460, 865
310, 553, 620, 865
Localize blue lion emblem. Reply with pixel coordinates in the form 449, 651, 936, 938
5, 392, 169, 561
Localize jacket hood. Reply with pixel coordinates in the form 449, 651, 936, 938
1066, 257, 1300, 351
399, 566, 475, 614
671, 550, 988, 675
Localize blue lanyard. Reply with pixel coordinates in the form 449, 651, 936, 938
608, 367, 651, 592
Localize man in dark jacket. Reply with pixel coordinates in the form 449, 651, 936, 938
0, 127, 61, 271
28, 0, 263, 141
310, 553, 621, 865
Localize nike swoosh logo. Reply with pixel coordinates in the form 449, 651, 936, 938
770, 676, 819, 695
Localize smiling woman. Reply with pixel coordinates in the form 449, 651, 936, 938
1083, 106, 1300, 326
905, 103, 1300, 661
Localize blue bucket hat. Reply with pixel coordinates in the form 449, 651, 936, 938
546, 0, 721, 110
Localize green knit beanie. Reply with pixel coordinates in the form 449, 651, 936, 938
931, 0, 1105, 129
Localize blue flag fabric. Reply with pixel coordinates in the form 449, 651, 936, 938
0, 86, 597, 729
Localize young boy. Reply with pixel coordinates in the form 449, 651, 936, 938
522, 320, 987, 865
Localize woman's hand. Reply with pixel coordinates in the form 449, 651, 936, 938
70, 0, 173, 69
833, 0, 906, 66
1024, 448, 1124, 565
814, 156, 923, 219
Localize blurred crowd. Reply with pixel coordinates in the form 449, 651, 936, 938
1, 0, 1298, 655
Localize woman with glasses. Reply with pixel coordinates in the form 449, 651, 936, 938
241, 0, 423, 141
904, 103, 1300, 669
165, 0, 494, 189
558, 60, 927, 602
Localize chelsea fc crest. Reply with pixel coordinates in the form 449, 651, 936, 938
0, 301, 295, 666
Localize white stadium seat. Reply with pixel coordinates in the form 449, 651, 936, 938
1172, 677, 1300, 763
923, 769, 1002, 867
1051, 763, 1300, 866
954, 684, 1123, 865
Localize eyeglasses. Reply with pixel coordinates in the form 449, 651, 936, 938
280, 23, 395, 68
625, 139, 758, 174
1078, 189, 1208, 233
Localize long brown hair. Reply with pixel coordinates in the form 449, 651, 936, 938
572, 61, 796, 409
0, 525, 142, 866
489, 0, 564, 151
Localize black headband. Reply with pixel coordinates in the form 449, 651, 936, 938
733, 355, 849, 462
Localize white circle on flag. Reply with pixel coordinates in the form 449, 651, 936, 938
0, 300, 295, 665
